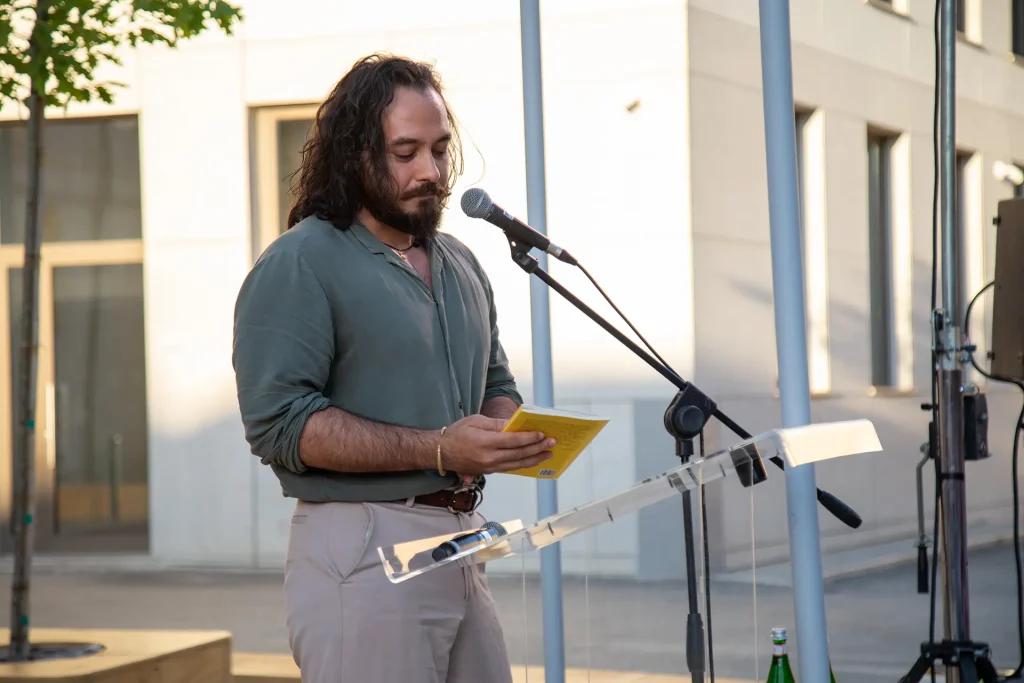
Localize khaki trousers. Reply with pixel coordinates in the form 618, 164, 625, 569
284, 498, 514, 683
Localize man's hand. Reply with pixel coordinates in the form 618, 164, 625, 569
441, 414, 555, 476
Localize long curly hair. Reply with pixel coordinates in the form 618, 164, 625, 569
286, 54, 464, 230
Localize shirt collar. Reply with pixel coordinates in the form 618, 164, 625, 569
349, 219, 446, 268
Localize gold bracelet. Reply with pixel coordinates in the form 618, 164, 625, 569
437, 426, 448, 476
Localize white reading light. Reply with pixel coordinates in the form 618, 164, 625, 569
992, 160, 1024, 187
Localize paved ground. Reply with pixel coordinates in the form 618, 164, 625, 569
0, 543, 1018, 683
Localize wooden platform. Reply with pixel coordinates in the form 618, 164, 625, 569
230, 652, 753, 683
231, 653, 298, 683
0, 628, 231, 682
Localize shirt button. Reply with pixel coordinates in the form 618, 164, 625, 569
459, 402, 464, 410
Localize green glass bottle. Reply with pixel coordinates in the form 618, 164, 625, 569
766, 628, 797, 683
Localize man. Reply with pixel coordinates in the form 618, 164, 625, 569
231, 53, 555, 682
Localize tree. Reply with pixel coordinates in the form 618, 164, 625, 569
0, 0, 243, 660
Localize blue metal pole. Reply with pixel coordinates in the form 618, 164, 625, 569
519, 2, 566, 682
756, 1, 832, 681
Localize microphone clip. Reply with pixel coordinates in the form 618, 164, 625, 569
507, 235, 540, 274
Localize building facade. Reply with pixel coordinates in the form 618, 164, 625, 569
0, 0, 1021, 580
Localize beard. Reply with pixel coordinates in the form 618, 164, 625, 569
361, 179, 447, 243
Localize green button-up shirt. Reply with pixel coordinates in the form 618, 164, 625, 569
232, 216, 523, 502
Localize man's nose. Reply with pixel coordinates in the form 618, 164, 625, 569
417, 153, 441, 183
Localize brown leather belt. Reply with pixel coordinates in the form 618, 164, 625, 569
411, 485, 483, 513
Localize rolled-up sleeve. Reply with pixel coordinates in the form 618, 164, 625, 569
232, 247, 333, 474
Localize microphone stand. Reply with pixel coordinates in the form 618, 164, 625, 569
504, 238, 863, 683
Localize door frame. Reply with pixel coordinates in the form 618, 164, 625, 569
0, 239, 145, 553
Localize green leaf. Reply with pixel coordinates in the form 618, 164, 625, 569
0, 0, 244, 111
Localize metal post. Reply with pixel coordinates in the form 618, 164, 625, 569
756, 2, 832, 682
109, 434, 123, 523
936, 0, 969, 678
519, 2, 566, 682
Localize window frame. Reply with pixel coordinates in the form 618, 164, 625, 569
249, 104, 319, 263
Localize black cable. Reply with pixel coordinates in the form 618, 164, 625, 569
577, 263, 681, 384
575, 262, 716, 677
700, 429, 714, 683
927, 4, 941, 679
929, 458, 941, 683
963, 281, 1024, 676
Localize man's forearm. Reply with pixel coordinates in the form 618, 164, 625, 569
481, 396, 520, 420
298, 407, 439, 473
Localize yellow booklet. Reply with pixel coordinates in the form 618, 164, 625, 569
501, 404, 609, 479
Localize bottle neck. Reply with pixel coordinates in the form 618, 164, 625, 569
772, 642, 788, 657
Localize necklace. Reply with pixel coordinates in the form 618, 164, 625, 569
382, 238, 420, 261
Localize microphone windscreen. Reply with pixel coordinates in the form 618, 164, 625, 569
461, 188, 493, 219
482, 520, 507, 535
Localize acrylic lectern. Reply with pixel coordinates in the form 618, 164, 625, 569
378, 419, 881, 583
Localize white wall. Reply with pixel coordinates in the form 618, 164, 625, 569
138, 39, 255, 566
688, 0, 1024, 569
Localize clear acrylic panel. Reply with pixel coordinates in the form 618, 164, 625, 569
377, 432, 762, 584
377, 420, 880, 584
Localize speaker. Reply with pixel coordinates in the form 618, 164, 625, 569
991, 197, 1024, 382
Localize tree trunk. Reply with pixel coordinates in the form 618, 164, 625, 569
9, 0, 51, 660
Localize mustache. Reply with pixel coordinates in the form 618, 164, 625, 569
400, 183, 450, 201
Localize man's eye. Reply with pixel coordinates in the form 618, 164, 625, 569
394, 153, 415, 161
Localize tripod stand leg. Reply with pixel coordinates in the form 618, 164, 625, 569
899, 653, 935, 683
972, 653, 1002, 683
960, 653, 981, 683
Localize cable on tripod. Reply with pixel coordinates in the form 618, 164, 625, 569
700, 429, 715, 683
576, 264, 683, 384
926, 4, 941, 681
964, 281, 1024, 677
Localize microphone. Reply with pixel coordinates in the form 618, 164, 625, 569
431, 521, 508, 562
460, 188, 577, 265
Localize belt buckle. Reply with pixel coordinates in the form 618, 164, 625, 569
447, 484, 483, 514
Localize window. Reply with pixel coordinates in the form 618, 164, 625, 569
0, 117, 142, 244
250, 105, 318, 260
796, 109, 831, 394
1014, 0, 1024, 57
795, 111, 811, 274
954, 152, 970, 319
868, 134, 897, 387
275, 119, 314, 233
953, 151, 986, 383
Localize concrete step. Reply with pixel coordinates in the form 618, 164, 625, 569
229, 653, 756, 682
714, 523, 1013, 588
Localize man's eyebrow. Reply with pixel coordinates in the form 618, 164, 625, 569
389, 134, 451, 147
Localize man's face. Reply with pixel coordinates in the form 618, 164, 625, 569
362, 86, 452, 241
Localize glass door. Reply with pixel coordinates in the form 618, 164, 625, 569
5, 245, 147, 552
0, 115, 147, 554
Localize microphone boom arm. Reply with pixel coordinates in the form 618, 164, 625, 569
505, 239, 862, 529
